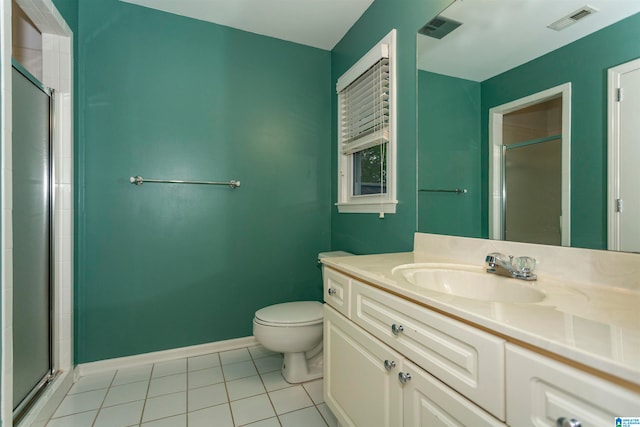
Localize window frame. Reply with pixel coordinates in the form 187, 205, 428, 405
336, 29, 397, 214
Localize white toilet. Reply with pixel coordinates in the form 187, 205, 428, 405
253, 301, 324, 383
253, 251, 352, 383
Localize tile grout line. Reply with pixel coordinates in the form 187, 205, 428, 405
185, 357, 190, 427
250, 349, 283, 427
300, 381, 329, 427
89, 371, 117, 427
138, 362, 155, 426
217, 351, 237, 426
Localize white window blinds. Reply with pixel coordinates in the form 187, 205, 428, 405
339, 56, 390, 155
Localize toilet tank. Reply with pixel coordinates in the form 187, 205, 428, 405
317, 251, 353, 264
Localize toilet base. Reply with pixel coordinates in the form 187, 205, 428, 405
282, 351, 323, 383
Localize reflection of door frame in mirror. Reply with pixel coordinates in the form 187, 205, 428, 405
607, 58, 640, 251
488, 83, 572, 246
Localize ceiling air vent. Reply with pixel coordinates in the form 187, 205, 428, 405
548, 5, 598, 31
419, 15, 462, 39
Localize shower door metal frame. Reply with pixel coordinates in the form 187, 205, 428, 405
11, 59, 58, 423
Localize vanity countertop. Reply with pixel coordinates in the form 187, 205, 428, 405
321, 251, 640, 387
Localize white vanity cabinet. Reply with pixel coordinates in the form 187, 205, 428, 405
323, 267, 506, 427
322, 265, 640, 427
506, 344, 640, 427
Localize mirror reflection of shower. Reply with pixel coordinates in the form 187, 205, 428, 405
489, 84, 571, 247
503, 98, 562, 245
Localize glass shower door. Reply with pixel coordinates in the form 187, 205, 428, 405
12, 64, 53, 417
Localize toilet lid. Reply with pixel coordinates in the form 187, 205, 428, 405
255, 301, 323, 325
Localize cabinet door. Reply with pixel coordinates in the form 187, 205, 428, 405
324, 306, 403, 427
403, 359, 506, 427
506, 344, 640, 427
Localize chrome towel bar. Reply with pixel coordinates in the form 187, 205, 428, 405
419, 188, 467, 194
130, 176, 240, 189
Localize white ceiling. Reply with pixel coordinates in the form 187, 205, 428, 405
418, 0, 640, 82
120, 0, 374, 50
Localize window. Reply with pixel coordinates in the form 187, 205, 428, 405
336, 30, 397, 214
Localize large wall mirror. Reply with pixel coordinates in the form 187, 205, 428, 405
417, 0, 640, 252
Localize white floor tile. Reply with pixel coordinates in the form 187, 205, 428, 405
317, 403, 339, 427
260, 371, 291, 392
68, 371, 115, 394
188, 382, 228, 412
222, 360, 258, 381
46, 410, 97, 427
142, 391, 186, 423
244, 417, 281, 427
141, 413, 186, 427
268, 385, 314, 415
220, 348, 252, 365
46, 345, 332, 427
188, 404, 234, 427
279, 406, 328, 427
253, 355, 283, 374
303, 379, 324, 404
53, 388, 108, 418
103, 380, 149, 407
152, 358, 187, 378
248, 346, 279, 360
93, 400, 144, 427
188, 366, 224, 389
147, 373, 187, 397
188, 353, 220, 371
226, 375, 266, 401
230, 394, 276, 426
113, 364, 153, 386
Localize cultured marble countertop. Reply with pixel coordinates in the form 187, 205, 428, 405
321, 252, 640, 386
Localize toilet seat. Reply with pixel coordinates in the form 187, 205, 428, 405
254, 301, 323, 327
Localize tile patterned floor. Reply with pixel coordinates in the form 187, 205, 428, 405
46, 346, 339, 427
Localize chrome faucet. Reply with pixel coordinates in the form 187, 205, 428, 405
485, 252, 537, 281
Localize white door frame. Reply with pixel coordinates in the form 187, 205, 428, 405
608, 58, 640, 251
608, 63, 622, 251
488, 82, 572, 246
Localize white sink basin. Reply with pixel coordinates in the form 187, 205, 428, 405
392, 263, 545, 304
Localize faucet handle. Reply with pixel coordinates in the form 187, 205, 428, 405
513, 256, 536, 273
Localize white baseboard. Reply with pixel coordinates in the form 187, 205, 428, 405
77, 336, 259, 377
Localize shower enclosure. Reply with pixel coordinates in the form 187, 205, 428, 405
12, 62, 55, 421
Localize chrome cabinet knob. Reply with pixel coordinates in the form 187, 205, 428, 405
383, 360, 396, 371
391, 324, 404, 335
556, 418, 581, 427
327, 288, 337, 296
398, 372, 412, 384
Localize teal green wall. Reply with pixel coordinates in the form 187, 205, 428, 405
480, 13, 640, 249
418, 71, 481, 237
75, 1, 331, 363
330, 0, 453, 254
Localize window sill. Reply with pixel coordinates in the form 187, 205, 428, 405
335, 201, 397, 214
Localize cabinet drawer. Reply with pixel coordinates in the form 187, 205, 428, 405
323, 267, 351, 317
403, 359, 506, 427
351, 280, 506, 420
324, 306, 403, 427
506, 344, 640, 427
